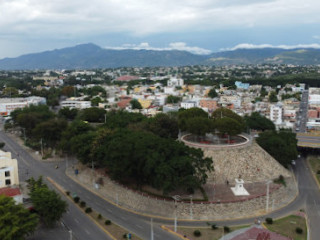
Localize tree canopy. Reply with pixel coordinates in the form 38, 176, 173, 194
256, 130, 297, 167
77, 129, 213, 194
245, 112, 275, 131
27, 177, 67, 227
0, 195, 38, 240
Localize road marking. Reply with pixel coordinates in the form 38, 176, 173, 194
107, 208, 112, 213
120, 216, 126, 221
75, 218, 79, 223
85, 229, 90, 235
135, 224, 143, 229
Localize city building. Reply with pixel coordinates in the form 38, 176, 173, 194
60, 100, 91, 109
0, 96, 46, 116
0, 150, 22, 203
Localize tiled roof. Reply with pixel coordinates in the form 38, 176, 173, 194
0, 187, 21, 197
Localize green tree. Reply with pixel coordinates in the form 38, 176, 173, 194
59, 120, 93, 154
245, 112, 275, 131
260, 87, 268, 97
0, 195, 38, 240
32, 119, 68, 148
58, 107, 78, 120
212, 108, 245, 130
215, 117, 243, 136
90, 129, 213, 194
186, 117, 213, 137
256, 130, 297, 167
178, 108, 208, 131
91, 97, 102, 107
166, 95, 181, 104
146, 113, 179, 139
79, 107, 106, 122
269, 91, 278, 102
208, 88, 218, 98
61, 86, 74, 97
29, 179, 67, 227
130, 99, 142, 109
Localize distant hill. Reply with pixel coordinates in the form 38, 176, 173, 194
0, 43, 320, 70
0, 43, 206, 70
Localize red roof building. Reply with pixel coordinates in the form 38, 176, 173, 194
116, 75, 140, 81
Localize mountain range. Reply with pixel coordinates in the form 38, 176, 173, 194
0, 43, 320, 70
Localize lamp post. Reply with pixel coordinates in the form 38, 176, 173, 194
171, 195, 180, 232
189, 195, 193, 220
266, 180, 272, 212
150, 218, 154, 240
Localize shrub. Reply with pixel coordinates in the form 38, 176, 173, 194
223, 226, 230, 233
66, 191, 70, 196
317, 170, 320, 175
211, 224, 218, 230
80, 201, 86, 208
266, 217, 273, 224
296, 227, 303, 234
122, 233, 127, 238
85, 207, 92, 213
105, 220, 111, 225
73, 196, 80, 203
193, 230, 201, 237
98, 214, 102, 219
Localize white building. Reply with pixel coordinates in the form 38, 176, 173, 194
60, 100, 91, 109
269, 104, 283, 125
0, 96, 46, 116
167, 77, 184, 87
0, 150, 19, 188
309, 88, 320, 104
180, 100, 197, 109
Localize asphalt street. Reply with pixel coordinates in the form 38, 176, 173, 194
0, 130, 180, 240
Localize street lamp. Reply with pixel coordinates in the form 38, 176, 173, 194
189, 195, 193, 220
171, 195, 180, 232
266, 180, 272, 212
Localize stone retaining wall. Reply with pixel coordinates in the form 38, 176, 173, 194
67, 166, 297, 220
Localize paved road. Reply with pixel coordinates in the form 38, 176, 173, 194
1, 131, 112, 240
2, 128, 320, 239
0, 130, 180, 240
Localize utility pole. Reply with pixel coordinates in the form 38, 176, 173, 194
92, 159, 95, 187
22, 128, 26, 144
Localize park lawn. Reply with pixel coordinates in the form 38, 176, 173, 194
308, 156, 320, 184
173, 225, 249, 240
264, 215, 307, 240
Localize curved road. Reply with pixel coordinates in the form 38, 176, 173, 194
1, 129, 320, 239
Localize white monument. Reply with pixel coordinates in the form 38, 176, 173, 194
231, 178, 249, 196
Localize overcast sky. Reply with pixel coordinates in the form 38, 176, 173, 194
0, 0, 320, 58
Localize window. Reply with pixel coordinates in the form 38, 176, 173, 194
5, 171, 10, 177
5, 179, 11, 185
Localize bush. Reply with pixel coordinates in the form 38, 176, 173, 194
73, 196, 80, 203
211, 224, 218, 230
123, 233, 127, 238
317, 170, 320, 175
80, 201, 86, 208
98, 214, 102, 219
296, 227, 303, 234
266, 217, 273, 224
66, 191, 70, 196
223, 226, 230, 233
105, 220, 111, 225
85, 207, 92, 213
193, 230, 201, 237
